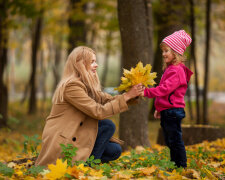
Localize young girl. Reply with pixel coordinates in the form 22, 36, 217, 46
35, 46, 144, 166
142, 30, 193, 168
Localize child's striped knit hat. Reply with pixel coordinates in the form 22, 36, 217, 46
162, 30, 192, 55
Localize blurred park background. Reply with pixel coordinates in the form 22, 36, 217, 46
0, 0, 225, 150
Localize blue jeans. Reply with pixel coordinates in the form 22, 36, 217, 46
160, 108, 187, 168
90, 119, 122, 163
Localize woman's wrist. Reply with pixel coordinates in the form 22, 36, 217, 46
123, 92, 131, 102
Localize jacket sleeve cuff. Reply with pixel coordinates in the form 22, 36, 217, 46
144, 88, 150, 97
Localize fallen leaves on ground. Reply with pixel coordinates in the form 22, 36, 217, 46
0, 130, 225, 179
45, 159, 68, 180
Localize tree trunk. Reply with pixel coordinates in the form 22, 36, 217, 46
9, 49, 16, 99
203, 0, 211, 124
28, 15, 43, 114
68, 0, 87, 53
20, 83, 29, 104
53, 42, 62, 91
150, 0, 188, 119
118, 0, 153, 149
101, 31, 112, 87
39, 50, 47, 112
186, 66, 194, 121
0, 1, 8, 128
39, 50, 46, 101
189, 0, 200, 123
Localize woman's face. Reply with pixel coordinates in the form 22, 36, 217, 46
161, 45, 174, 64
90, 53, 98, 74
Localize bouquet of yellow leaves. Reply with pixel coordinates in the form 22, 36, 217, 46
115, 62, 157, 92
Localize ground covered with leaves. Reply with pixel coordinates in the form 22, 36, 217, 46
0, 130, 225, 180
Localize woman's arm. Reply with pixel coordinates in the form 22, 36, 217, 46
100, 92, 114, 104
64, 81, 127, 120
64, 81, 142, 120
64, 81, 142, 119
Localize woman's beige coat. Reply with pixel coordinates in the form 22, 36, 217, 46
35, 80, 128, 166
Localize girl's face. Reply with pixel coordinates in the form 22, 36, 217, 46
161, 45, 174, 64
90, 53, 98, 74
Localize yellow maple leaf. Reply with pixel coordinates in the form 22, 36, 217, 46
46, 159, 67, 180
121, 77, 129, 83
67, 166, 81, 179
140, 165, 157, 175
77, 163, 90, 173
115, 61, 157, 92
89, 169, 104, 177
123, 69, 132, 78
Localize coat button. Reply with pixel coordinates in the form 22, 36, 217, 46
80, 122, 83, 126
72, 137, 76, 142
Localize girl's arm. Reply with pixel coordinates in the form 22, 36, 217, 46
144, 69, 180, 98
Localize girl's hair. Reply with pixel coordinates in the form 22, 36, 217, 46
160, 43, 186, 70
52, 46, 101, 103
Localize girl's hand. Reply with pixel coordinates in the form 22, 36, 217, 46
154, 110, 161, 119
123, 83, 144, 102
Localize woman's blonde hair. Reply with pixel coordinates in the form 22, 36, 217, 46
52, 46, 101, 103
160, 43, 186, 70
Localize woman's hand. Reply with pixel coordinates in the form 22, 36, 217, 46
123, 83, 145, 102
154, 110, 161, 119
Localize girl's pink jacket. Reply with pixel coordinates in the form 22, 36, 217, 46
144, 63, 193, 112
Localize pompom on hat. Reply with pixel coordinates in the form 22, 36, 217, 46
162, 30, 192, 55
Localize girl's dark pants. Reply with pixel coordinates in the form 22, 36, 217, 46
90, 119, 122, 163
160, 108, 187, 168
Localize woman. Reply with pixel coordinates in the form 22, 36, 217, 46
35, 46, 143, 166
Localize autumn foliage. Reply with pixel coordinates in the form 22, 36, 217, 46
0, 130, 225, 179
115, 62, 157, 92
